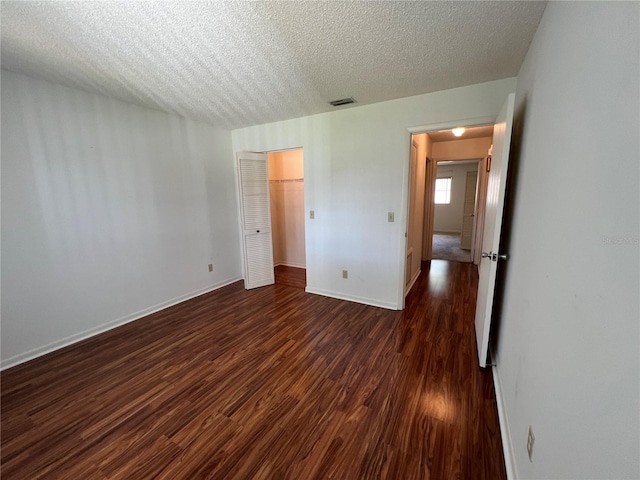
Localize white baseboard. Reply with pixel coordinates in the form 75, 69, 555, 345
492, 362, 517, 480
0, 276, 242, 371
305, 287, 398, 310
274, 262, 306, 269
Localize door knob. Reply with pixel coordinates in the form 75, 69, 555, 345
482, 252, 508, 261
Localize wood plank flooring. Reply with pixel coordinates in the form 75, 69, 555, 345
1, 260, 506, 479
274, 265, 306, 289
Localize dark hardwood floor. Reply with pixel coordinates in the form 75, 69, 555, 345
1, 260, 506, 479
274, 265, 306, 289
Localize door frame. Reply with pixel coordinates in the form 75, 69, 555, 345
426, 153, 491, 269
235, 147, 306, 290
399, 117, 495, 309
266, 148, 307, 276
432, 157, 482, 260
461, 164, 480, 257
404, 139, 420, 296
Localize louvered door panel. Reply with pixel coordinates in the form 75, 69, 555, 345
240, 159, 270, 231
245, 232, 274, 286
237, 152, 274, 289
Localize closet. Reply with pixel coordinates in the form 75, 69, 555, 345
268, 149, 306, 286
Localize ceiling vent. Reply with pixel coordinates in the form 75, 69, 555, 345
329, 97, 356, 107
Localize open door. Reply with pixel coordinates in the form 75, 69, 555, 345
237, 151, 275, 289
474, 93, 515, 367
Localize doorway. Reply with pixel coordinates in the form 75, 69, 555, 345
416, 126, 494, 267
432, 159, 480, 263
267, 149, 306, 289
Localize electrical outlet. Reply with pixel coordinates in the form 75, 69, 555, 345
310, 210, 315, 219
208, 263, 213, 272
527, 426, 535, 462
342, 270, 348, 279
388, 212, 395, 222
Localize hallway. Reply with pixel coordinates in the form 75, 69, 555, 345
432, 233, 472, 263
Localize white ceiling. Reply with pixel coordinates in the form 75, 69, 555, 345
427, 125, 494, 143
437, 159, 479, 167
1, 1, 546, 130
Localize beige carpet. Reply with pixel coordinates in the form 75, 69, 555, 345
432, 233, 471, 263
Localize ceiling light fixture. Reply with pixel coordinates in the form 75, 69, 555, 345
452, 127, 465, 137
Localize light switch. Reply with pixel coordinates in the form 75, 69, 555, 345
388, 212, 395, 222
310, 210, 315, 219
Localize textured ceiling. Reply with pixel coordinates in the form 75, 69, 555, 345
1, 1, 546, 130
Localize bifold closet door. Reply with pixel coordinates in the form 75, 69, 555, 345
237, 152, 274, 289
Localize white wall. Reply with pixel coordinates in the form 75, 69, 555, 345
1, 70, 241, 368
495, 2, 639, 479
232, 78, 516, 309
434, 162, 479, 233
268, 149, 305, 268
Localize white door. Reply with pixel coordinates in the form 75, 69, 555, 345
237, 152, 275, 289
474, 93, 515, 367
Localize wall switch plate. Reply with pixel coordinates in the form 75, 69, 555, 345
388, 212, 395, 222
310, 210, 315, 219
342, 270, 348, 279
208, 263, 213, 272
527, 426, 535, 462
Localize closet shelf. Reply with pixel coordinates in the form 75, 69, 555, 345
270, 178, 304, 183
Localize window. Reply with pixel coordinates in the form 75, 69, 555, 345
434, 177, 452, 204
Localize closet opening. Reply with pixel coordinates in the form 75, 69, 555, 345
267, 149, 306, 289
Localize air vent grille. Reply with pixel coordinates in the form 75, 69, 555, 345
329, 97, 356, 107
